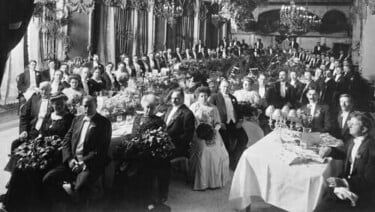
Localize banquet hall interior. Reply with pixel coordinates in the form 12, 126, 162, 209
1, 0, 375, 211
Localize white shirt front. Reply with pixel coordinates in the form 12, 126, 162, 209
35, 99, 49, 130
223, 94, 236, 124
166, 105, 181, 126
349, 136, 364, 177
76, 117, 91, 161
280, 82, 286, 98
49, 69, 55, 80
258, 86, 266, 98
29, 70, 37, 88
309, 102, 317, 116
341, 111, 350, 129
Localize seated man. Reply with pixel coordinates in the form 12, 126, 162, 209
317, 112, 375, 211
43, 96, 112, 209
299, 86, 331, 133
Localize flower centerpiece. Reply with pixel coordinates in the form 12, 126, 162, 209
99, 89, 142, 122
13, 136, 63, 170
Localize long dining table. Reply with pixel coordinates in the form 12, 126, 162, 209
229, 130, 344, 212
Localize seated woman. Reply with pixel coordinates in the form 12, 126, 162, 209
233, 77, 261, 106
62, 74, 84, 108
1, 92, 74, 212
88, 66, 106, 96
189, 86, 230, 190
119, 93, 169, 210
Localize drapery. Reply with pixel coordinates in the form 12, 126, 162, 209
181, 15, 194, 49
154, 17, 166, 51
115, 8, 134, 57
136, 9, 148, 56
97, 5, 116, 64
0, 38, 24, 105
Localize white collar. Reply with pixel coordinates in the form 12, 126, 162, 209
51, 112, 63, 120
353, 136, 365, 144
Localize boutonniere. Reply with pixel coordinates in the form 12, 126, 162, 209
89, 124, 96, 129
355, 154, 361, 160
314, 109, 321, 117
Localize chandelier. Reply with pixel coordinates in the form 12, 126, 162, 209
280, 0, 321, 35
154, 0, 184, 25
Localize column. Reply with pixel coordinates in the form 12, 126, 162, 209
193, 0, 200, 44
56, 0, 67, 60
132, 9, 139, 55
107, 7, 116, 63
147, 0, 155, 54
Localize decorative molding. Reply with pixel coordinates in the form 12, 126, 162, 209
66, 0, 95, 14
102, 0, 127, 9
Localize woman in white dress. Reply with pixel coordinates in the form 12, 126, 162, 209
233, 77, 260, 106
189, 86, 230, 190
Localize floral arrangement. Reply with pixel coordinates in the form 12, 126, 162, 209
116, 127, 175, 165
13, 136, 63, 170
100, 89, 142, 121
196, 123, 216, 146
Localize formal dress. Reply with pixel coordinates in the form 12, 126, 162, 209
62, 87, 84, 106
87, 78, 105, 96
189, 102, 230, 190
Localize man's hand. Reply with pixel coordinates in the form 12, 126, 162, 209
319, 146, 332, 158
72, 161, 86, 174
68, 159, 78, 169
327, 177, 348, 188
235, 119, 243, 129
221, 123, 227, 130
19, 131, 28, 140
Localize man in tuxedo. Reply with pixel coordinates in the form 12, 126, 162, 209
174, 47, 184, 62
15, 82, 51, 151
320, 70, 336, 108
43, 60, 57, 82
300, 70, 317, 106
269, 70, 294, 108
43, 96, 111, 208
165, 88, 195, 158
17, 60, 45, 94
209, 80, 247, 164
299, 86, 331, 133
317, 112, 375, 211
289, 70, 305, 108
313, 42, 323, 54
163, 89, 195, 200
333, 94, 354, 141
290, 37, 299, 50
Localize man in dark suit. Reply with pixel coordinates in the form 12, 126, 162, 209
209, 80, 248, 169
290, 37, 299, 50
17, 60, 45, 94
43, 96, 111, 208
299, 86, 331, 133
43, 59, 57, 82
163, 89, 195, 201
269, 70, 294, 108
4, 82, 52, 173
320, 70, 336, 108
317, 112, 375, 211
300, 70, 317, 106
289, 70, 305, 108
174, 47, 184, 62
333, 94, 354, 141
313, 42, 323, 54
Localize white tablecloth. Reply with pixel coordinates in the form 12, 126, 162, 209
229, 131, 343, 212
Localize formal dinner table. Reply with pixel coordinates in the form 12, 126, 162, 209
229, 130, 344, 212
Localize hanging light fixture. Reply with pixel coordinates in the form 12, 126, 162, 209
280, 0, 321, 35
154, 0, 184, 25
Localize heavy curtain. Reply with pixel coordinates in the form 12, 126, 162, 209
136, 9, 148, 56
97, 5, 116, 64
115, 8, 134, 57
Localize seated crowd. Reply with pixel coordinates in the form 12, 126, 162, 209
2, 39, 374, 212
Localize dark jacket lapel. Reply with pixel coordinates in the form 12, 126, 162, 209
351, 137, 370, 174
167, 106, 183, 128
